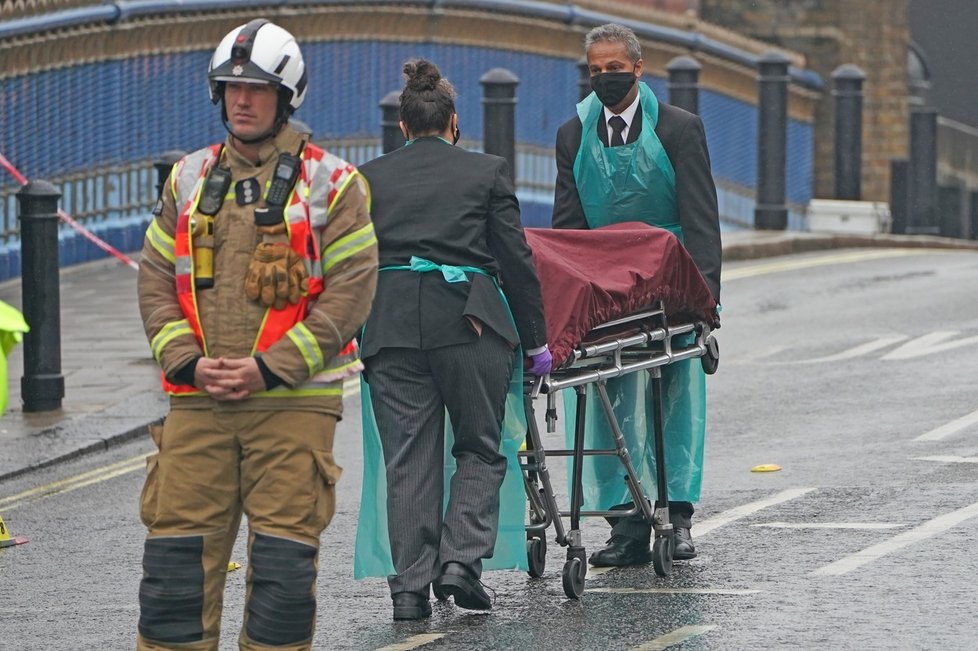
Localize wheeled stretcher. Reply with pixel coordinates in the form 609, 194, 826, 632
519, 223, 720, 599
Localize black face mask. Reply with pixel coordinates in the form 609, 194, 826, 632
452, 125, 460, 145
590, 70, 636, 108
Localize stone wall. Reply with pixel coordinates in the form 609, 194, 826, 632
699, 0, 910, 202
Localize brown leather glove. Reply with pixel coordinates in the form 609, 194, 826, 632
246, 242, 291, 308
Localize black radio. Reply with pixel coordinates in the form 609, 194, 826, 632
197, 166, 232, 216
265, 152, 301, 207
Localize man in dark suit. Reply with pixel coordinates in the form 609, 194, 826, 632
356, 60, 551, 620
552, 23, 721, 566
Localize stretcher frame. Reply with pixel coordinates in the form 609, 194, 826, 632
519, 301, 718, 599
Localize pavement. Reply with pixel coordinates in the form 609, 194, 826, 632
1, 228, 976, 483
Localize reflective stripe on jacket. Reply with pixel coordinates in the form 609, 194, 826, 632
156, 142, 364, 397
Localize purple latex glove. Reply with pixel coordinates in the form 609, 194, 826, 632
526, 347, 553, 376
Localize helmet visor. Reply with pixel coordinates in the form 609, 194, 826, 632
208, 59, 281, 86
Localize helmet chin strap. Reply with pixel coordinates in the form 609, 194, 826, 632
221, 117, 282, 145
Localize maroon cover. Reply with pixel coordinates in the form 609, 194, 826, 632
524, 222, 719, 366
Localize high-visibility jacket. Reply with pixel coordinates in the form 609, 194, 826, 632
156, 141, 365, 398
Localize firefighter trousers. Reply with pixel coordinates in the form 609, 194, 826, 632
136, 408, 341, 651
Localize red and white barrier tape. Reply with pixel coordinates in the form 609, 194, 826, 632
0, 152, 139, 271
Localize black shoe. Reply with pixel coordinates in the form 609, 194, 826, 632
588, 534, 652, 567
673, 527, 697, 560
431, 581, 448, 602
392, 591, 432, 620
435, 562, 492, 611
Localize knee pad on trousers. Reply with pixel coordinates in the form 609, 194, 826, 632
138, 536, 205, 644
246, 533, 317, 646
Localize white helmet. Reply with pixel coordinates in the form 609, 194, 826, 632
207, 19, 307, 112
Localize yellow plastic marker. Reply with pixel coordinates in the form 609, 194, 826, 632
0, 513, 28, 548
751, 464, 782, 473
227, 561, 242, 572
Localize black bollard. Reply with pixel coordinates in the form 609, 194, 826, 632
153, 150, 186, 199
480, 68, 519, 183
970, 190, 978, 240
577, 56, 591, 102
889, 159, 909, 235
938, 184, 963, 238
907, 106, 939, 235
379, 90, 404, 154
832, 64, 865, 200
754, 51, 790, 230
16, 180, 64, 412
667, 55, 702, 115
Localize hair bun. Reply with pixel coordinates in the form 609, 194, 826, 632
403, 59, 442, 93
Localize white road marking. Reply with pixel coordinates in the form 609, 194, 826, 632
696, 488, 816, 537
587, 566, 617, 577
913, 455, 978, 464
586, 489, 812, 577
632, 625, 717, 650
374, 634, 446, 651
724, 344, 788, 364
812, 500, 978, 576
752, 521, 905, 530
798, 335, 908, 364
914, 409, 978, 441
590, 587, 759, 595
882, 331, 978, 360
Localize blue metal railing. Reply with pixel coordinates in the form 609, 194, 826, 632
0, 0, 823, 91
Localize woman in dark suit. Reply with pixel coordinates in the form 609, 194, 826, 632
356, 60, 551, 620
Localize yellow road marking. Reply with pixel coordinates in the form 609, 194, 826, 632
0, 454, 146, 511
632, 625, 717, 650
374, 634, 446, 651
590, 588, 759, 595
0, 378, 364, 511
723, 248, 933, 281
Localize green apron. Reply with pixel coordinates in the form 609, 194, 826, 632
0, 300, 29, 417
567, 83, 706, 509
354, 257, 528, 578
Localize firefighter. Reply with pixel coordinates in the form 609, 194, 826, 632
136, 19, 377, 650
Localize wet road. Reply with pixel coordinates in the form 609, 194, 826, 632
1, 247, 977, 650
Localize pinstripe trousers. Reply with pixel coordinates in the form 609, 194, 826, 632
365, 331, 515, 595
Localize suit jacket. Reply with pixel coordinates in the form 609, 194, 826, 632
552, 99, 722, 301
358, 137, 547, 358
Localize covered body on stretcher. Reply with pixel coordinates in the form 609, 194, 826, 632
520, 222, 720, 598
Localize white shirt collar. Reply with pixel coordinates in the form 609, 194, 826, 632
603, 93, 641, 143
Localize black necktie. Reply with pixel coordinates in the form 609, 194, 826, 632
609, 115, 627, 147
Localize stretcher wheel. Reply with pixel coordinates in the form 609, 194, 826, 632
526, 535, 547, 578
701, 335, 719, 375
652, 535, 674, 577
561, 557, 586, 599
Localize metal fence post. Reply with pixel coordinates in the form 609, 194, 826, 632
578, 56, 591, 102
379, 90, 405, 154
832, 64, 865, 200
754, 51, 790, 230
667, 55, 701, 115
16, 180, 64, 412
907, 106, 939, 234
480, 68, 519, 183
